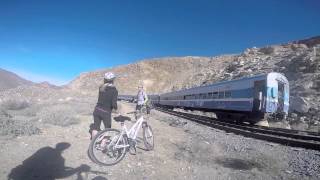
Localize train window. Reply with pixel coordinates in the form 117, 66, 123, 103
218, 91, 225, 99
208, 92, 213, 99
203, 94, 207, 99
212, 92, 218, 99
225, 91, 232, 98
185, 95, 193, 100
199, 93, 206, 99
194, 94, 198, 99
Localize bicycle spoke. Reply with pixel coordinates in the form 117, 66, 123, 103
89, 129, 128, 166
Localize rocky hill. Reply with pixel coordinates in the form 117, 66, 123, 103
67, 55, 235, 95
0, 68, 33, 91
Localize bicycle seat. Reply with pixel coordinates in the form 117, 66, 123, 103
114, 115, 131, 122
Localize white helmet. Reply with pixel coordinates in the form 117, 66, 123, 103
104, 72, 115, 80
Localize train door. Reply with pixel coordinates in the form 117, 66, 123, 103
277, 82, 285, 112
253, 80, 266, 111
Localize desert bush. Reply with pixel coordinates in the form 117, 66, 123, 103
0, 117, 40, 136
8, 104, 40, 117
259, 46, 274, 55
0, 108, 11, 118
69, 101, 94, 116
226, 62, 238, 73
38, 105, 79, 127
1, 99, 30, 110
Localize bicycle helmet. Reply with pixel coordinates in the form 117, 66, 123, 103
104, 72, 115, 80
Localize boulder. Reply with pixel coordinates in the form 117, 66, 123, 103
290, 96, 310, 113
290, 113, 298, 119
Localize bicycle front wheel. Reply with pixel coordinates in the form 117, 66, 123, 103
88, 128, 127, 166
143, 124, 154, 151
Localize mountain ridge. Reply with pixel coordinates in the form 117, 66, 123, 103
0, 68, 33, 91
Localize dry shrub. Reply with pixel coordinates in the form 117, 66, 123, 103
38, 105, 79, 127
259, 46, 274, 54
1, 99, 30, 110
7, 105, 39, 117
0, 117, 40, 136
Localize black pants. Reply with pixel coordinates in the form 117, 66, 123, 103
92, 107, 111, 131
136, 104, 143, 111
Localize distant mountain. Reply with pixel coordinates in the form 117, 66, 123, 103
0, 68, 33, 91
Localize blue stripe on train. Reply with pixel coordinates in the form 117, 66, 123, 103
160, 100, 253, 112
230, 88, 253, 98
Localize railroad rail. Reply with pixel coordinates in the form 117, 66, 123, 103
156, 107, 320, 151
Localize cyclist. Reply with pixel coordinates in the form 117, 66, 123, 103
136, 85, 148, 111
90, 72, 118, 140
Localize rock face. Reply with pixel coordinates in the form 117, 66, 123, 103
0, 68, 33, 91
66, 56, 235, 95
290, 97, 310, 113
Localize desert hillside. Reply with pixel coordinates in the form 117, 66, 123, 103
0, 68, 33, 91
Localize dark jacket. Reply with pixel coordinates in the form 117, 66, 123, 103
96, 84, 118, 112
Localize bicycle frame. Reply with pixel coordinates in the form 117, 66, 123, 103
112, 115, 145, 149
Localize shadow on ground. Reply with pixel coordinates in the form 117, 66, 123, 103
8, 142, 92, 180
92, 176, 108, 180
215, 157, 263, 171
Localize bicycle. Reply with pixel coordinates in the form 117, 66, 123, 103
88, 107, 154, 166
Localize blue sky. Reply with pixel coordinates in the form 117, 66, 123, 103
0, 0, 319, 85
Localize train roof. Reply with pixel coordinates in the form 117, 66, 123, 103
161, 72, 287, 96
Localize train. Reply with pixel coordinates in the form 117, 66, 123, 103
118, 72, 289, 123
150, 72, 289, 123
118, 94, 158, 106
118, 95, 136, 102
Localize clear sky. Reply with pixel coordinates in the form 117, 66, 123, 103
0, 0, 319, 85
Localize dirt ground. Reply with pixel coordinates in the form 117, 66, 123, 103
0, 102, 319, 180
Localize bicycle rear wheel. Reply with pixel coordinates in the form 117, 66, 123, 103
88, 128, 127, 166
143, 124, 154, 151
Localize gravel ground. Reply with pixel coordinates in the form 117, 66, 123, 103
0, 102, 319, 180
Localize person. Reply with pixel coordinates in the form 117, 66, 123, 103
136, 85, 148, 111
90, 72, 118, 139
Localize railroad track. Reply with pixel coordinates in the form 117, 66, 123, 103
156, 107, 320, 151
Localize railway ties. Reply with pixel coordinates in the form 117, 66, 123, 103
156, 107, 320, 151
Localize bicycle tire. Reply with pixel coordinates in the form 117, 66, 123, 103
88, 128, 127, 166
142, 124, 154, 151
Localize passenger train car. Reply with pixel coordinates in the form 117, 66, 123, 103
118, 95, 136, 102
155, 72, 289, 123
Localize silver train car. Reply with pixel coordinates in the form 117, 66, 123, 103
118, 95, 136, 102
156, 72, 289, 123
